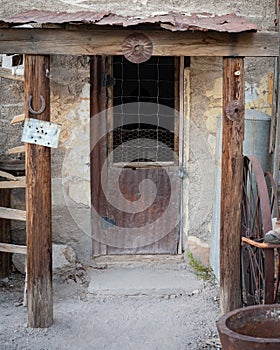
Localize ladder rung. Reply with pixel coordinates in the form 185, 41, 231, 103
0, 243, 26, 254
10, 114, 25, 125
7, 145, 25, 154
0, 177, 26, 189
0, 207, 26, 221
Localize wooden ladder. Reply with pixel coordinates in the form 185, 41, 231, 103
0, 164, 27, 305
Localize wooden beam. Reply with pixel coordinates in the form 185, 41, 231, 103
220, 57, 244, 314
0, 243, 27, 254
0, 189, 11, 278
0, 67, 24, 81
0, 177, 26, 189
0, 29, 278, 57
25, 54, 53, 328
0, 207, 26, 221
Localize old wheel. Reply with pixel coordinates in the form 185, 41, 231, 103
241, 156, 273, 305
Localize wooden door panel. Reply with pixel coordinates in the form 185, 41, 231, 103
105, 167, 180, 254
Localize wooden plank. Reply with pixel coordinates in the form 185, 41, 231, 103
220, 57, 244, 314
0, 189, 11, 278
0, 177, 26, 189
0, 243, 27, 254
0, 29, 278, 57
0, 67, 24, 81
7, 145, 25, 154
0, 207, 26, 221
25, 54, 53, 328
11, 113, 25, 125
0, 170, 17, 181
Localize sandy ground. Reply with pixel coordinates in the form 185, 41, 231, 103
0, 263, 221, 350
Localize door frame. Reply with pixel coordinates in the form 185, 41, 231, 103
91, 55, 187, 257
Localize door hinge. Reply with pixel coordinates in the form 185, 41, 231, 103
178, 167, 187, 179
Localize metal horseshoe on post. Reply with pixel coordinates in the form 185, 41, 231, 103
28, 94, 46, 115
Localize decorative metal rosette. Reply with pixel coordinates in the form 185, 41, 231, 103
122, 33, 153, 64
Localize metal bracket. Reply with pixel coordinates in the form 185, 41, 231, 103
178, 167, 188, 179
28, 94, 46, 115
21, 118, 61, 148
102, 73, 115, 88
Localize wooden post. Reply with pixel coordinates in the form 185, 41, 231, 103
24, 55, 53, 328
0, 188, 11, 278
90, 56, 107, 256
220, 57, 244, 314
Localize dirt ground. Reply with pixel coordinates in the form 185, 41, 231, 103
0, 262, 221, 350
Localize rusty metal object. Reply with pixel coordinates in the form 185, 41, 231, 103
241, 156, 275, 305
28, 94, 46, 115
226, 100, 244, 121
217, 304, 280, 350
1, 10, 258, 33
122, 33, 153, 64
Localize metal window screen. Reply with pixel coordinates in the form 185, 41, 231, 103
112, 56, 178, 163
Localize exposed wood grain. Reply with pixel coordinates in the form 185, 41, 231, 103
0, 243, 27, 254
220, 57, 244, 314
0, 177, 26, 189
0, 189, 11, 278
7, 145, 25, 154
0, 29, 278, 57
25, 54, 53, 328
0, 67, 24, 81
11, 113, 25, 124
0, 207, 26, 221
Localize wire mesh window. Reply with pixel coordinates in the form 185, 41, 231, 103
111, 56, 179, 164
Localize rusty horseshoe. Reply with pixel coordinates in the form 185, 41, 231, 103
28, 94, 46, 115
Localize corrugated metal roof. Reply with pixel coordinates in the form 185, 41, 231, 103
0, 10, 258, 32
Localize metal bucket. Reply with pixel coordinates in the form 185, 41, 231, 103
217, 304, 280, 350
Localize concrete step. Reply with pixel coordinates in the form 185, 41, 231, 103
87, 265, 202, 297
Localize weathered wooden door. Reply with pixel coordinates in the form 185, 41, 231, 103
91, 56, 183, 256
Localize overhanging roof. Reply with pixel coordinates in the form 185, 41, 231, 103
0, 10, 258, 33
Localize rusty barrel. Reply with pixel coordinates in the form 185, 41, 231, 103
217, 304, 280, 350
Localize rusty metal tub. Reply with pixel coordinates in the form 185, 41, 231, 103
217, 304, 280, 350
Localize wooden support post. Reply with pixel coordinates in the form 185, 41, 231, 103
24, 55, 53, 328
90, 56, 107, 257
0, 189, 11, 278
220, 57, 245, 314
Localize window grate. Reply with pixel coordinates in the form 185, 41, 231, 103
112, 56, 178, 163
